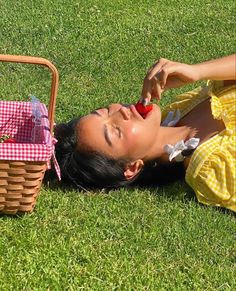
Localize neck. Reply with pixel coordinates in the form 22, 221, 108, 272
145, 125, 197, 162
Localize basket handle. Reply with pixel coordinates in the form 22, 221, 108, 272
0, 54, 59, 133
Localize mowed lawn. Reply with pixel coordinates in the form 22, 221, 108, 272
0, 0, 235, 289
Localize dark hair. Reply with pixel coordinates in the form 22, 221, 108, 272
49, 118, 185, 190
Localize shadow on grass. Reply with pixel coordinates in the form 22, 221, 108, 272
44, 173, 196, 201
43, 172, 235, 217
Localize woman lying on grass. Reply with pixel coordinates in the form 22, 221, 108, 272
53, 54, 236, 212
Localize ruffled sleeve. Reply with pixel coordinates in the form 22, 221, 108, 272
186, 134, 236, 212
208, 80, 236, 132
185, 81, 236, 212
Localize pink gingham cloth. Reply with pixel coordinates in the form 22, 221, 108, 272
0, 100, 61, 179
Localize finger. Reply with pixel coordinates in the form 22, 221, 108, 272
147, 58, 167, 80
141, 77, 152, 102
151, 88, 158, 99
152, 76, 161, 100
147, 59, 159, 74
158, 64, 177, 89
141, 92, 151, 105
156, 80, 163, 100
147, 64, 162, 81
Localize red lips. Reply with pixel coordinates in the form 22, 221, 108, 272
135, 101, 153, 119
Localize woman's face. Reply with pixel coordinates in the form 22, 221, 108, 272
76, 103, 161, 161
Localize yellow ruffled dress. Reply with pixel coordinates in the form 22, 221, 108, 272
162, 81, 236, 212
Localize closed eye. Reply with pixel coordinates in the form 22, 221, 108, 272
107, 125, 122, 144
115, 126, 122, 138
90, 109, 113, 146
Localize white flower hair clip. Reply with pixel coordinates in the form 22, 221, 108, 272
164, 138, 200, 162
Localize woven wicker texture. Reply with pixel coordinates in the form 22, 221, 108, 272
0, 54, 59, 215
0, 161, 46, 214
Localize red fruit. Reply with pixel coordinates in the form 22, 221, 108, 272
135, 101, 153, 119
4, 137, 16, 143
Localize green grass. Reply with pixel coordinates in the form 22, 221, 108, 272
0, 0, 235, 289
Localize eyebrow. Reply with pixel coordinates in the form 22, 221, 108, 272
91, 110, 113, 147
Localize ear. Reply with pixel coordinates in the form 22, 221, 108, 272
124, 160, 144, 180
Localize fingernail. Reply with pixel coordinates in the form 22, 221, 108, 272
142, 98, 149, 106
139, 97, 147, 105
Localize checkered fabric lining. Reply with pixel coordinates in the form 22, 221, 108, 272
0, 100, 53, 162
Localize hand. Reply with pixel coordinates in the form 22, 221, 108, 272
141, 58, 199, 101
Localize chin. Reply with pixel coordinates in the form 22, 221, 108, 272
147, 103, 161, 124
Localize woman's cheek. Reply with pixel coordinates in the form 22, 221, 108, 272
125, 124, 142, 146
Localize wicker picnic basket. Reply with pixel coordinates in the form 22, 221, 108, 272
0, 54, 59, 215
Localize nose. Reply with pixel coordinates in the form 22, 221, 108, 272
119, 106, 131, 120
108, 104, 131, 120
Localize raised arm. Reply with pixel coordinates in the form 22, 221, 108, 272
141, 54, 236, 101
192, 54, 236, 81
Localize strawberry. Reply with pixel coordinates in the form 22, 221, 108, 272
135, 101, 153, 119
4, 137, 16, 143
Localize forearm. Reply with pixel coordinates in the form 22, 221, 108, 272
193, 54, 236, 81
